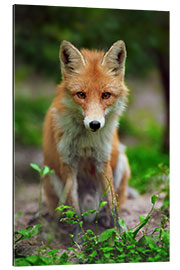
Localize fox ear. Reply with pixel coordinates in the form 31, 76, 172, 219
101, 40, 126, 76
60, 40, 86, 75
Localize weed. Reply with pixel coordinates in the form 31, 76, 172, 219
14, 164, 169, 265
15, 249, 72, 266
14, 224, 42, 245
58, 194, 169, 263
30, 163, 54, 223
14, 194, 169, 265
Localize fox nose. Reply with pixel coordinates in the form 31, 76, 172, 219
89, 121, 101, 131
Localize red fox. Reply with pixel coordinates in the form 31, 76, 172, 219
43, 40, 130, 236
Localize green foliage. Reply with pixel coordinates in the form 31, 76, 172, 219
55, 195, 169, 264
127, 146, 169, 194
30, 163, 54, 225
151, 194, 158, 205
118, 115, 170, 196
119, 115, 163, 146
14, 251, 72, 266
14, 224, 42, 244
30, 163, 42, 174
14, 223, 71, 266
30, 163, 54, 176
15, 210, 22, 220
14, 6, 169, 80
15, 95, 52, 146
14, 193, 169, 265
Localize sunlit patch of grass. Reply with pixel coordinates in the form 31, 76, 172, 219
127, 145, 169, 194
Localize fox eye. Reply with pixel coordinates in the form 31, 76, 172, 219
76, 92, 86, 99
102, 92, 111, 100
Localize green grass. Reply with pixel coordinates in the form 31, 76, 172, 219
119, 114, 169, 194
127, 145, 169, 194
15, 95, 53, 146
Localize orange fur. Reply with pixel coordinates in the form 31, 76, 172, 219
43, 40, 130, 229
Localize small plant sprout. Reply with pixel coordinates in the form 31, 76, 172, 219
30, 163, 54, 177
15, 224, 42, 244
30, 163, 54, 223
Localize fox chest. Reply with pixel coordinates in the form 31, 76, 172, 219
57, 131, 112, 171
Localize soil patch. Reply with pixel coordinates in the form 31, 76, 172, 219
14, 182, 168, 257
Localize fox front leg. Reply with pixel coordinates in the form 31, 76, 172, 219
59, 166, 83, 243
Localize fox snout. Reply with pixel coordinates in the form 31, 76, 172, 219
84, 116, 105, 132
89, 120, 101, 131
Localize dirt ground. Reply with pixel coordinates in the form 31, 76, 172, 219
14, 148, 168, 258
14, 183, 167, 258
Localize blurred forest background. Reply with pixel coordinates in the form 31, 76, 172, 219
14, 5, 169, 194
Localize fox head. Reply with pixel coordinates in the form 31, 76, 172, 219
59, 40, 129, 132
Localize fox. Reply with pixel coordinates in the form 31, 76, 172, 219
42, 40, 131, 239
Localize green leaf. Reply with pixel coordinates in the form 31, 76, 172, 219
47, 249, 59, 255
104, 252, 111, 259
30, 163, 42, 174
100, 247, 114, 252
65, 210, 76, 218
26, 255, 38, 264
42, 165, 50, 176
145, 236, 157, 250
17, 228, 32, 239
40, 256, 53, 265
84, 229, 95, 238
15, 210, 22, 220
139, 216, 146, 222
31, 224, 42, 236
60, 218, 78, 224
15, 224, 42, 241
42, 165, 54, 176
151, 227, 161, 236
89, 250, 98, 258
151, 195, 158, 204
68, 247, 75, 252
88, 209, 96, 213
79, 221, 83, 227
59, 252, 68, 264
56, 205, 72, 212
133, 216, 151, 238
15, 258, 31, 266
69, 234, 74, 240
161, 229, 169, 244
99, 228, 114, 242
75, 252, 86, 261
118, 218, 127, 231
82, 209, 96, 216
99, 201, 107, 209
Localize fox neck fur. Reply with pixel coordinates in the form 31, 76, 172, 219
52, 90, 126, 172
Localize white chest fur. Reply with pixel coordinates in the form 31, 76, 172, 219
54, 109, 118, 171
